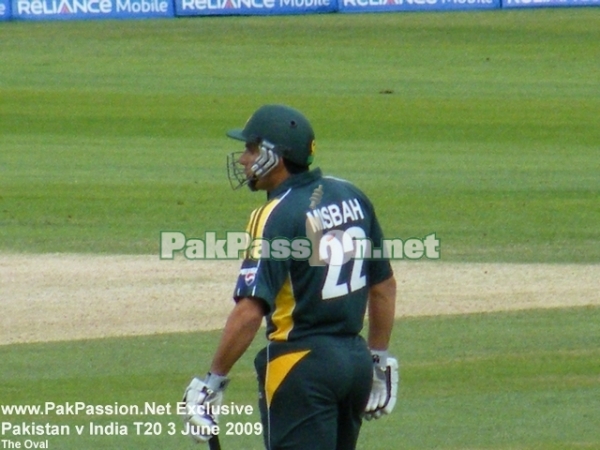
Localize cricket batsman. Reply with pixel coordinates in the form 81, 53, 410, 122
181, 104, 398, 450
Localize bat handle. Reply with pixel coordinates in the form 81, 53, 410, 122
208, 435, 221, 450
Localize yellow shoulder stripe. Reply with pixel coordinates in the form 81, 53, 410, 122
247, 198, 281, 239
245, 198, 282, 259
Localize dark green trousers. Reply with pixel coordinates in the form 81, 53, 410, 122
254, 335, 372, 450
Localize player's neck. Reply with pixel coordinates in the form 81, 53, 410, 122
262, 167, 291, 193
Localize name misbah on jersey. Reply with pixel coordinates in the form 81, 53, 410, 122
305, 197, 365, 232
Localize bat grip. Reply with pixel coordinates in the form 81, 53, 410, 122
208, 435, 221, 450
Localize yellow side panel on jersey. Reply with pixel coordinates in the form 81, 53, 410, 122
269, 276, 296, 341
265, 349, 311, 408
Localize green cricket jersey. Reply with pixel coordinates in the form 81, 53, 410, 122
233, 168, 393, 342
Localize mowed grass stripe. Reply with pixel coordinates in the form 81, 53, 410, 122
1, 11, 599, 261
0, 306, 598, 449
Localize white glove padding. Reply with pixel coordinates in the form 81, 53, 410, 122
364, 353, 399, 421
181, 373, 230, 443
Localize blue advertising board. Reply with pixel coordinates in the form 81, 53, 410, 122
503, 0, 599, 7
0, 0, 11, 20
174, 0, 337, 16
12, 0, 174, 20
339, 0, 499, 12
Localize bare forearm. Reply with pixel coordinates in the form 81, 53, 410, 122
209, 298, 264, 376
368, 276, 397, 350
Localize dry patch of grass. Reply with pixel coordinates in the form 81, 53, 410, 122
1, 254, 598, 345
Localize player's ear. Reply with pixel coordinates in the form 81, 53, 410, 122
271, 156, 289, 177
279, 157, 289, 172
282, 157, 309, 175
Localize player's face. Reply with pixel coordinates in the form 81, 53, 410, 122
237, 142, 286, 192
238, 143, 265, 191
238, 143, 259, 178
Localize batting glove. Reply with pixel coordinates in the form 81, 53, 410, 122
364, 350, 399, 421
181, 373, 230, 443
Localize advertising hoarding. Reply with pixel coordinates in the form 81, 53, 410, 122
503, 0, 600, 7
0, 0, 11, 20
12, 0, 174, 20
339, 0, 499, 12
174, 0, 337, 16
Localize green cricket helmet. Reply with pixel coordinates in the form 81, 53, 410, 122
226, 104, 316, 190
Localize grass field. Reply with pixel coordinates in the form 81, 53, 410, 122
1, 8, 599, 450
1, 307, 599, 449
1, 9, 599, 261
